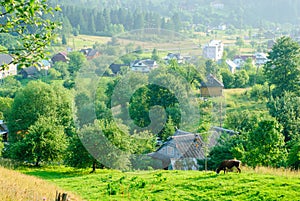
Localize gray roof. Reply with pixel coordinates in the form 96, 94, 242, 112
21, 66, 38, 75
201, 74, 224, 87
0, 54, 13, 66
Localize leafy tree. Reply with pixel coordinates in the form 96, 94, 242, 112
245, 118, 287, 168
0, 76, 22, 98
205, 60, 218, 76
68, 51, 87, 76
10, 116, 67, 166
220, 69, 234, 89
234, 70, 249, 88
151, 48, 159, 61
0, 97, 13, 120
7, 81, 74, 142
235, 36, 245, 53
0, 0, 60, 69
161, 117, 176, 142
264, 36, 300, 97
62, 34, 67, 45
67, 120, 133, 171
267, 92, 300, 142
52, 61, 70, 80
287, 141, 300, 169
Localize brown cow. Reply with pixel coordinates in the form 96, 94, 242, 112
216, 159, 241, 174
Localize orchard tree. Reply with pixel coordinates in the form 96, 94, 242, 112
0, 0, 61, 69
264, 36, 300, 97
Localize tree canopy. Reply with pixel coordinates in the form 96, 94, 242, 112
264, 36, 300, 97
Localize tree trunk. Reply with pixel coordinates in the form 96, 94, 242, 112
90, 160, 97, 173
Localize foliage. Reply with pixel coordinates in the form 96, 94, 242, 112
234, 70, 249, 88
9, 116, 67, 166
7, 81, 74, 142
0, 0, 61, 69
245, 118, 287, 168
249, 83, 269, 100
160, 117, 176, 142
0, 97, 13, 120
264, 36, 300, 97
220, 69, 235, 89
0, 76, 22, 98
67, 120, 134, 171
267, 92, 300, 142
287, 141, 300, 169
67, 51, 87, 76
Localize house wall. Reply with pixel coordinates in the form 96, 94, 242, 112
0, 64, 17, 79
201, 87, 223, 97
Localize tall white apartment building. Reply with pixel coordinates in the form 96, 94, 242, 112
203, 40, 224, 61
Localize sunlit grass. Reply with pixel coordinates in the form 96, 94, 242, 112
224, 88, 268, 114
0, 166, 81, 201
18, 166, 300, 201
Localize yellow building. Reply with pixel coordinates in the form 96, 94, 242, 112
200, 74, 224, 97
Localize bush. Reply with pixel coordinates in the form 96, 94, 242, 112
249, 83, 269, 100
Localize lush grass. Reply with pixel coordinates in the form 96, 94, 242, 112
224, 88, 268, 114
19, 166, 300, 201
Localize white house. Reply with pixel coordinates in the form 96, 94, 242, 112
203, 40, 224, 61
0, 54, 17, 79
226, 59, 238, 73
254, 52, 268, 66
130, 59, 158, 73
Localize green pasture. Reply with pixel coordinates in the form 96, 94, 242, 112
20, 166, 300, 201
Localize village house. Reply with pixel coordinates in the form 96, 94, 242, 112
202, 40, 224, 61
226, 59, 238, 74
148, 127, 236, 170
0, 54, 17, 79
80, 48, 100, 60
254, 52, 268, 66
51, 52, 69, 64
108, 63, 129, 75
130, 59, 158, 73
233, 55, 256, 69
200, 74, 224, 97
148, 130, 205, 170
19, 66, 39, 78
164, 53, 184, 64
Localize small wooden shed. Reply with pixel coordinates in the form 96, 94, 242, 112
200, 74, 224, 97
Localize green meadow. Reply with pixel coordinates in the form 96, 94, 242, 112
19, 166, 300, 201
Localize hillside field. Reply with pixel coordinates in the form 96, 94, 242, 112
15, 166, 300, 201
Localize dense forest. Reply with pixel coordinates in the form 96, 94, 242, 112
52, 0, 300, 37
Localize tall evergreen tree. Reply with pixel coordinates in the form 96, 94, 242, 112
264, 36, 300, 97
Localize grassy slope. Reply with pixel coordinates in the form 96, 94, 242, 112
0, 166, 81, 201
224, 88, 268, 115
20, 166, 300, 201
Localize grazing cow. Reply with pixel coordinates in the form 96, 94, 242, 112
216, 159, 241, 174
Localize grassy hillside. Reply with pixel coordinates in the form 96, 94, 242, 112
0, 166, 81, 201
20, 166, 300, 201
224, 88, 268, 114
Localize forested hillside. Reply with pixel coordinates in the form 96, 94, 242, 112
52, 0, 300, 37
